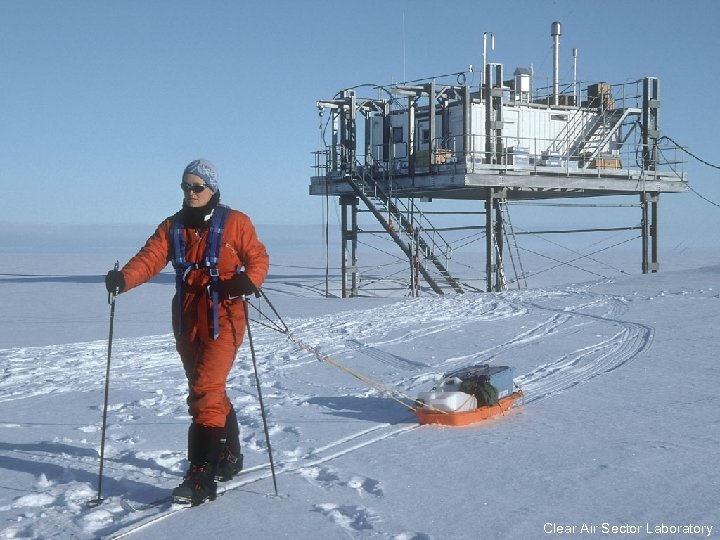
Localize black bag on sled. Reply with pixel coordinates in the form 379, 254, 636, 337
459, 377, 499, 406
445, 364, 515, 406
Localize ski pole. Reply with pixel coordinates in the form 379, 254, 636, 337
243, 297, 279, 496
90, 261, 119, 506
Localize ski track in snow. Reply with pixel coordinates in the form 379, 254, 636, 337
511, 289, 653, 403
0, 286, 656, 539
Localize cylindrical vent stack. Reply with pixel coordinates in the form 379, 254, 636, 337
551, 21, 561, 106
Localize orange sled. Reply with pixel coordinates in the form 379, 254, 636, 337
411, 390, 524, 427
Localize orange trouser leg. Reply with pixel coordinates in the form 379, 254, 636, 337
175, 298, 247, 427
178, 332, 243, 428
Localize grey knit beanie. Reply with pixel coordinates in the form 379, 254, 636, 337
183, 159, 219, 192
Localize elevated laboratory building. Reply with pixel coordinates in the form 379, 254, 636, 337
310, 22, 687, 297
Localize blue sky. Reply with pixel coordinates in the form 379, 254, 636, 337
2, 0, 719, 242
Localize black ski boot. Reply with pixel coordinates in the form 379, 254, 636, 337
173, 424, 224, 506
216, 447, 243, 482
216, 407, 243, 482
172, 462, 217, 506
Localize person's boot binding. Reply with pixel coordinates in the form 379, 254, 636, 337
172, 462, 217, 506
216, 446, 243, 482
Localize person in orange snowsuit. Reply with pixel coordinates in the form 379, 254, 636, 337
105, 159, 269, 505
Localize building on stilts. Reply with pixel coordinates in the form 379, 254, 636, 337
310, 22, 687, 297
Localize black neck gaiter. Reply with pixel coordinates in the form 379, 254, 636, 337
179, 191, 221, 229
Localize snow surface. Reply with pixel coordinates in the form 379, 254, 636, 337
0, 227, 719, 539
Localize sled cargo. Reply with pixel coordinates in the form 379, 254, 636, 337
411, 364, 523, 427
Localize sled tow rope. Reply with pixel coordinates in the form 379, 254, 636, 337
246, 289, 448, 414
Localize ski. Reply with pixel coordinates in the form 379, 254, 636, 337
110, 462, 276, 538
110, 422, 417, 538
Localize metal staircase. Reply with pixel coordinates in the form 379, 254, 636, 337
344, 169, 464, 294
551, 107, 641, 165
573, 108, 640, 164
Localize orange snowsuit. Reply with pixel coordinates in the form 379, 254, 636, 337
120, 209, 269, 428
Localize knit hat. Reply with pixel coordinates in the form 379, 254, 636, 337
183, 159, 219, 193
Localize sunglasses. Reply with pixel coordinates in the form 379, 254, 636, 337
180, 182, 211, 194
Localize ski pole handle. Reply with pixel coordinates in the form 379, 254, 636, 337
108, 260, 119, 305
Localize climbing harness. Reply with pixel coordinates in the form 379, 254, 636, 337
171, 204, 231, 340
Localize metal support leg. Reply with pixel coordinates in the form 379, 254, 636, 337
641, 192, 659, 274
485, 188, 507, 291
495, 198, 505, 289
485, 192, 493, 291
340, 195, 359, 297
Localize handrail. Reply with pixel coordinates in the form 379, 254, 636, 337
352, 166, 465, 293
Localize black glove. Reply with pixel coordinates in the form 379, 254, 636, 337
223, 271, 257, 298
105, 269, 125, 294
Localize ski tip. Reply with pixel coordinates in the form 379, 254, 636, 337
171, 497, 193, 507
